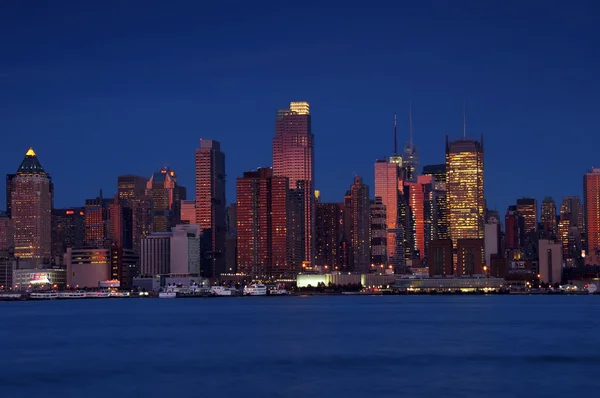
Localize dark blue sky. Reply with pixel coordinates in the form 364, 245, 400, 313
1, 0, 599, 213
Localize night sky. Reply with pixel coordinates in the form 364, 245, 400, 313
1, 0, 599, 214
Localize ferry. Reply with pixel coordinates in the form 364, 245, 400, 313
85, 291, 111, 298
211, 286, 236, 296
268, 284, 289, 295
110, 291, 130, 298
57, 291, 85, 299
159, 291, 177, 298
243, 283, 267, 296
30, 292, 58, 300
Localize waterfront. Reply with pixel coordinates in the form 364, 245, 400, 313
0, 296, 598, 397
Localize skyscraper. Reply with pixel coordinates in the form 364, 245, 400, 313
370, 197, 387, 269
505, 205, 520, 250
349, 177, 370, 273
10, 148, 53, 267
51, 207, 85, 262
422, 164, 448, 241
446, 135, 484, 245
404, 175, 432, 264
541, 197, 557, 239
374, 158, 401, 267
315, 202, 344, 270
0, 211, 13, 252
516, 198, 538, 236
146, 167, 185, 233
195, 139, 226, 277
584, 168, 600, 254
236, 168, 297, 277
117, 175, 151, 253
117, 175, 148, 206
273, 102, 314, 266
402, 104, 419, 182
85, 192, 111, 247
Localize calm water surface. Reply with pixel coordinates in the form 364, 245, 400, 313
0, 296, 598, 397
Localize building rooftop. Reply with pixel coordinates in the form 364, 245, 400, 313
16, 147, 47, 176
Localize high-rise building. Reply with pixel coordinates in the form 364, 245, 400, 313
446, 135, 484, 246
117, 175, 148, 206
516, 198, 538, 236
85, 193, 111, 248
5, 174, 15, 218
108, 195, 133, 249
273, 102, 315, 266
146, 167, 185, 233
140, 233, 172, 276
405, 175, 432, 264
561, 196, 585, 231
195, 139, 226, 277
10, 148, 53, 267
538, 239, 563, 284
484, 222, 501, 266
541, 197, 557, 239
402, 106, 419, 182
370, 197, 387, 270
315, 202, 344, 271
584, 168, 600, 254
170, 224, 201, 276
423, 164, 448, 242
349, 177, 371, 273
505, 205, 520, 250
180, 200, 196, 224
428, 239, 453, 277
0, 211, 13, 252
117, 175, 151, 253
51, 207, 85, 262
225, 204, 237, 273
456, 238, 485, 276
374, 158, 403, 269
236, 168, 296, 277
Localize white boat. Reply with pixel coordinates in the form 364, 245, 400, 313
30, 292, 58, 300
110, 291, 130, 297
243, 283, 267, 296
268, 288, 289, 295
211, 286, 235, 296
85, 291, 111, 298
159, 292, 176, 298
58, 292, 85, 299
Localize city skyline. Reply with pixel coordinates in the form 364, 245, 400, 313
2, 2, 599, 214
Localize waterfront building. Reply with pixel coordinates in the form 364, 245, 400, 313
273, 102, 315, 266
538, 239, 563, 284
349, 177, 371, 273
236, 168, 298, 277
195, 139, 226, 277
370, 197, 387, 270
13, 266, 66, 290
456, 238, 485, 276
445, 135, 484, 246
584, 168, 600, 255
65, 247, 111, 288
393, 276, 504, 292
140, 233, 172, 276
10, 148, 53, 268
170, 224, 201, 275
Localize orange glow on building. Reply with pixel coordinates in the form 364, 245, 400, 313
584, 168, 600, 253
405, 175, 432, 262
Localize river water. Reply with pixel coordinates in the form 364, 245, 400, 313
0, 295, 598, 397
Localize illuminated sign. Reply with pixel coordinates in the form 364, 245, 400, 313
65, 210, 74, 215
29, 273, 50, 284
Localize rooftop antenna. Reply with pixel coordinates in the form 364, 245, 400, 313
463, 102, 467, 138
409, 100, 413, 147
393, 113, 397, 155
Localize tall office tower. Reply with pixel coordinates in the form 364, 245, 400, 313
225, 204, 237, 274
402, 105, 420, 182
5, 174, 15, 218
505, 205, 520, 249
108, 195, 133, 249
560, 196, 585, 231
445, 134, 484, 246
484, 221, 501, 266
85, 192, 112, 247
541, 197, 557, 239
370, 197, 387, 270
0, 211, 13, 251
404, 175, 432, 264
195, 139, 226, 277
456, 239, 485, 276
516, 198, 538, 236
51, 207, 85, 262
423, 164, 448, 241
117, 175, 148, 206
315, 202, 344, 270
374, 158, 403, 269
236, 168, 296, 278
273, 102, 314, 266
10, 148, 53, 267
180, 200, 196, 224
342, 191, 353, 270
146, 167, 185, 233
349, 177, 371, 273
584, 168, 600, 254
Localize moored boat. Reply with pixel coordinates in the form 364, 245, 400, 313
243, 283, 267, 296
30, 292, 58, 300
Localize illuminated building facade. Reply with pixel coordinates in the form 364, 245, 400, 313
315, 202, 344, 271
195, 139, 226, 277
541, 197, 557, 239
516, 197, 538, 236
236, 168, 296, 277
374, 158, 402, 268
422, 164, 448, 241
456, 238, 485, 276
401, 106, 419, 182
349, 177, 370, 273
10, 148, 53, 268
85, 193, 111, 247
118, 175, 148, 206
370, 197, 387, 269
404, 175, 432, 264
117, 175, 151, 253
180, 200, 196, 224
445, 136, 484, 246
273, 102, 315, 266
146, 167, 185, 233
584, 169, 600, 254
51, 207, 85, 262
